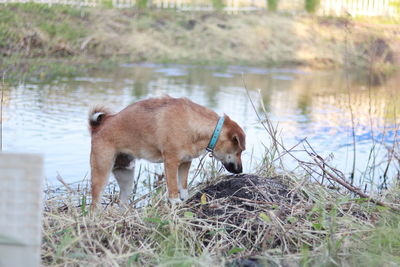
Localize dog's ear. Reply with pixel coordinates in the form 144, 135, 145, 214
232, 133, 245, 151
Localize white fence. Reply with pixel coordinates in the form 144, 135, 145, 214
0, 0, 399, 16
320, 0, 399, 17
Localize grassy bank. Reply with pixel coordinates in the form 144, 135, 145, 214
41, 113, 400, 266
1, 3, 400, 80
43, 163, 400, 266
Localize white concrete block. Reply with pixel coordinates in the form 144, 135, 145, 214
0, 153, 43, 267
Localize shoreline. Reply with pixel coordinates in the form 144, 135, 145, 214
1, 4, 400, 81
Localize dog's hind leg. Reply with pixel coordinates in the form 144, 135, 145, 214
113, 168, 134, 205
164, 157, 181, 204
178, 161, 191, 201
113, 154, 135, 206
90, 145, 116, 211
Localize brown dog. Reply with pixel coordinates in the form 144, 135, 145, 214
88, 96, 246, 209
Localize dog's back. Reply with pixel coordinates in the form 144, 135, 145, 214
89, 96, 218, 140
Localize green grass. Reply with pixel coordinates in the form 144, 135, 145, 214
39, 21, 86, 41
100, 0, 113, 9
267, 0, 278, 12
300, 211, 400, 266
41, 180, 400, 266
305, 0, 320, 13
22, 4, 87, 42
17, 2, 83, 17
1, 56, 119, 83
137, 0, 149, 9
0, 7, 18, 47
0, 4, 399, 82
0, 3, 87, 47
41, 153, 400, 266
212, 0, 225, 11
346, 212, 400, 266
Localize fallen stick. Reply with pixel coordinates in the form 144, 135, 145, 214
309, 154, 400, 212
242, 76, 399, 213
56, 173, 73, 193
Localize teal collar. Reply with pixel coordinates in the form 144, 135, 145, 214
206, 116, 225, 153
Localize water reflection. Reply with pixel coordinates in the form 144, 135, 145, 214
2, 63, 400, 189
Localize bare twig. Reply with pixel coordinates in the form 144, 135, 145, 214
56, 173, 74, 193
303, 141, 400, 212
0, 71, 5, 151
242, 72, 399, 212
344, 19, 357, 184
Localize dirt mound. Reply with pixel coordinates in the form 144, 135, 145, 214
185, 174, 305, 251
189, 174, 300, 217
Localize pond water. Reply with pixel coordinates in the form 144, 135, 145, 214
2, 63, 400, 189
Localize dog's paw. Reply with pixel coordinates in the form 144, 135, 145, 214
179, 189, 189, 201
168, 198, 183, 205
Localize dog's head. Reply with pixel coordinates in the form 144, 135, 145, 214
213, 115, 246, 174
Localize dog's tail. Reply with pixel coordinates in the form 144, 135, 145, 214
88, 106, 111, 135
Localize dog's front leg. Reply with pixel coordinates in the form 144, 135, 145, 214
178, 161, 191, 200
164, 158, 181, 204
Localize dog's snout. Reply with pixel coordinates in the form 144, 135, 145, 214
224, 162, 243, 174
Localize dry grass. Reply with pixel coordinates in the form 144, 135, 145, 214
1, 4, 399, 72
90, 10, 399, 69
41, 164, 399, 266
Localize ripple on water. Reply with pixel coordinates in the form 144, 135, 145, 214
213, 72, 234, 78
73, 77, 113, 83
3, 64, 400, 186
154, 67, 188, 77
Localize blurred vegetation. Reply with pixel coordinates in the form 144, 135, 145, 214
267, 0, 278, 12
0, 3, 86, 46
101, 0, 114, 9
0, 3, 398, 81
305, 0, 320, 13
137, 0, 149, 9
347, 212, 400, 266
212, 0, 225, 11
